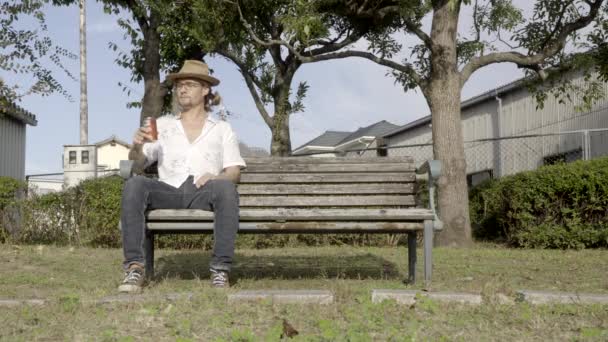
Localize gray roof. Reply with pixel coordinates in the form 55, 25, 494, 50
383, 77, 527, 138
292, 120, 400, 155
337, 120, 400, 145
294, 130, 351, 151
94, 135, 131, 148
0, 98, 38, 126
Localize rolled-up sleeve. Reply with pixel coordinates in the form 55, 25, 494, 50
222, 125, 246, 170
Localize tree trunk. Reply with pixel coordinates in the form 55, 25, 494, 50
139, 12, 165, 124
427, 1, 472, 247
270, 86, 292, 156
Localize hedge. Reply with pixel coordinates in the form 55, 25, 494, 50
0, 176, 26, 243
5, 176, 411, 248
469, 157, 608, 249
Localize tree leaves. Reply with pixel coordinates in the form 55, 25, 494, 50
0, 0, 76, 102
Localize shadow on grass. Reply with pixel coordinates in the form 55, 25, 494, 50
155, 251, 401, 283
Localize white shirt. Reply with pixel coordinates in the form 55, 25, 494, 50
142, 114, 246, 188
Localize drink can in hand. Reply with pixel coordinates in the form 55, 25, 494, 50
145, 117, 158, 141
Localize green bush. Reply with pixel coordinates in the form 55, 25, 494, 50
469, 157, 608, 249
12, 176, 413, 248
76, 176, 123, 246
0, 176, 27, 243
18, 190, 79, 245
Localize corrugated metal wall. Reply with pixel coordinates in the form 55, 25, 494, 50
386, 70, 608, 177
0, 115, 27, 180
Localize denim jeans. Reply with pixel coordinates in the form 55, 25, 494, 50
120, 175, 239, 272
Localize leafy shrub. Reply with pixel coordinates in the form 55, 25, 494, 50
12, 175, 414, 248
0, 176, 27, 242
469, 158, 608, 249
17, 188, 80, 245
75, 176, 123, 246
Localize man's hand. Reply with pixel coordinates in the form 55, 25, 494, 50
133, 126, 153, 145
195, 173, 215, 188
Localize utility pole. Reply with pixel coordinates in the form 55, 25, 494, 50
79, 0, 88, 144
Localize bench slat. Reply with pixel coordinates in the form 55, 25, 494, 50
239, 195, 415, 207
237, 183, 415, 195
240, 173, 415, 183
244, 156, 414, 164
147, 221, 424, 232
244, 162, 415, 173
147, 208, 434, 221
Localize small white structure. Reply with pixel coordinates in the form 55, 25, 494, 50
63, 144, 98, 188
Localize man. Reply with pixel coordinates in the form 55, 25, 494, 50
119, 60, 246, 293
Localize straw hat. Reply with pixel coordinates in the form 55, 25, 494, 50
166, 60, 220, 86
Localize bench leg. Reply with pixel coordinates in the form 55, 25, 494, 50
406, 232, 417, 284
423, 220, 433, 287
144, 231, 155, 281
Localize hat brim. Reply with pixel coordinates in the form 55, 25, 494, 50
166, 73, 220, 86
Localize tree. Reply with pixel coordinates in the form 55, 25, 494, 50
102, 0, 168, 123
268, 0, 608, 246
0, 0, 76, 105
158, 0, 374, 155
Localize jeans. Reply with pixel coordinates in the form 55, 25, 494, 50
120, 175, 239, 272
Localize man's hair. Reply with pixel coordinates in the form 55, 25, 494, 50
171, 81, 222, 115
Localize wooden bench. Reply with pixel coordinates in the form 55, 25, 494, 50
120, 156, 442, 285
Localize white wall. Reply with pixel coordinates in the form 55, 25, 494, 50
97, 142, 130, 174
385, 70, 608, 178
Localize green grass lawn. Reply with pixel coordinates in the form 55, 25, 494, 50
1, 243, 607, 341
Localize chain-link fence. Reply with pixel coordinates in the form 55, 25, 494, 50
374, 128, 608, 185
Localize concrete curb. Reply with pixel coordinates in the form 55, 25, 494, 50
228, 290, 333, 304
94, 292, 194, 304
0, 299, 46, 307
516, 290, 608, 305
372, 289, 483, 305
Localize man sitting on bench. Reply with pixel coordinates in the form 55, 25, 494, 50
119, 60, 246, 293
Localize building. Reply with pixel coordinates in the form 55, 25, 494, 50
95, 135, 131, 176
292, 120, 400, 157
28, 136, 270, 193
382, 70, 608, 186
28, 135, 131, 193
0, 99, 38, 180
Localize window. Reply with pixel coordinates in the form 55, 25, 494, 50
69, 151, 77, 164
81, 150, 89, 164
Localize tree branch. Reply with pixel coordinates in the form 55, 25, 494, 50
304, 29, 365, 56
218, 50, 273, 127
124, 0, 149, 33
403, 17, 433, 48
460, 0, 604, 86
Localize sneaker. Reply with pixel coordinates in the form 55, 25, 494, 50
118, 264, 145, 293
210, 268, 230, 288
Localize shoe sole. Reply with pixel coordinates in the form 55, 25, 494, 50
118, 284, 143, 294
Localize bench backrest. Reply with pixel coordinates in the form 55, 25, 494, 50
239, 156, 417, 209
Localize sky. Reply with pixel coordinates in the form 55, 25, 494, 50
6, 1, 535, 175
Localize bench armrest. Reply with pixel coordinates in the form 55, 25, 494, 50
416, 160, 444, 231
119, 160, 135, 179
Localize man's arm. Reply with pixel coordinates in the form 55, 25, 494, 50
128, 144, 147, 175
129, 125, 159, 174
214, 166, 241, 183
195, 166, 241, 188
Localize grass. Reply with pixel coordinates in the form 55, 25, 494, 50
1, 243, 607, 341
